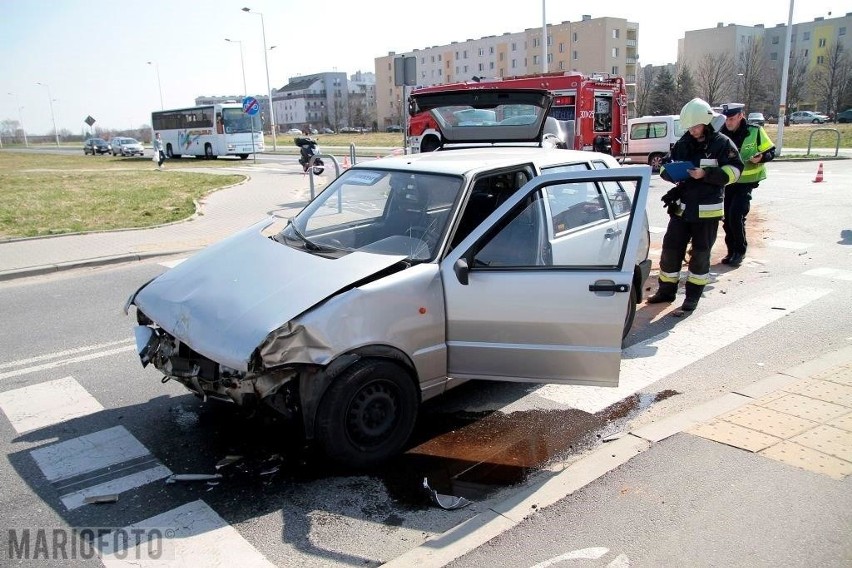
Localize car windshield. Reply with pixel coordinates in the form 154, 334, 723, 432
274, 169, 464, 262
125, 138, 139, 144
222, 107, 262, 133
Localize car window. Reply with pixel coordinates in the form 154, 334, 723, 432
545, 182, 609, 234
473, 196, 547, 267
591, 160, 632, 217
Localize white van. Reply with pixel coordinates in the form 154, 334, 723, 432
626, 115, 683, 172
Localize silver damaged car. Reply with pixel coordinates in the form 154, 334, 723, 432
126, 89, 652, 467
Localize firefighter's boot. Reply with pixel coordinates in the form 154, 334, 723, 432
681, 282, 703, 311
647, 281, 677, 304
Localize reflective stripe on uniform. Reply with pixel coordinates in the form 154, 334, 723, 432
698, 203, 723, 218
687, 271, 711, 285
659, 270, 680, 283
722, 164, 741, 184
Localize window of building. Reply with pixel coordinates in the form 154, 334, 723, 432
455, 51, 460, 59
840, 27, 846, 36
490, 46, 494, 54
803, 31, 810, 40
612, 66, 619, 74
438, 54, 442, 61
512, 59, 517, 68
533, 38, 540, 47
612, 29, 619, 39
533, 55, 539, 65
478, 63, 484, 71
438, 68, 442, 76
559, 42, 564, 53
547, 36, 553, 46
479, 47, 485, 56
511, 42, 517, 51
817, 55, 825, 64
463, 50, 468, 58
559, 60, 565, 70
421, 56, 425, 64
431, 55, 435, 63
547, 53, 553, 63
819, 38, 826, 47
772, 36, 779, 44
455, 65, 460, 74
803, 48, 808, 56
500, 52, 504, 61
490, 61, 494, 69
770, 52, 778, 61
612, 47, 619, 57
463, 65, 468, 73
573, 50, 578, 60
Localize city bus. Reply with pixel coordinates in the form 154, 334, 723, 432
151, 103, 264, 159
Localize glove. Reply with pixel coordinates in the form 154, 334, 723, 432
661, 187, 682, 215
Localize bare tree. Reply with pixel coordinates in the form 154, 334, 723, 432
694, 53, 736, 105
767, 49, 809, 122
1, 119, 21, 143
635, 65, 657, 117
809, 41, 852, 117
737, 38, 770, 111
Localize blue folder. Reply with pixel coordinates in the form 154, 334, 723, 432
664, 161, 696, 182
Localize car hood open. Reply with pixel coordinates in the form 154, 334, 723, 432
408, 88, 552, 145
132, 219, 407, 371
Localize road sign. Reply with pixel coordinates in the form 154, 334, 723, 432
84, 115, 96, 126
242, 96, 259, 116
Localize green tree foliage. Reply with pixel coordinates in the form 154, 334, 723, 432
649, 68, 679, 115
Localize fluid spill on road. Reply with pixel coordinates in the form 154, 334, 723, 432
381, 389, 680, 507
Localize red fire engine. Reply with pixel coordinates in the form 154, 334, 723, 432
407, 72, 629, 157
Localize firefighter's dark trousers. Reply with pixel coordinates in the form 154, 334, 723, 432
656, 215, 720, 300
723, 183, 755, 256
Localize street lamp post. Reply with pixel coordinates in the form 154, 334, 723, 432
36, 82, 60, 147
7, 92, 28, 147
242, 6, 277, 151
224, 38, 248, 97
147, 61, 164, 110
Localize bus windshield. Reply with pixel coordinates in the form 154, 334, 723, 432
222, 107, 262, 134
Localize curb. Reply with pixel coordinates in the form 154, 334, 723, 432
0, 249, 198, 282
381, 345, 852, 567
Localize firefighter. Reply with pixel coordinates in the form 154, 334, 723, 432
718, 103, 776, 266
648, 98, 744, 312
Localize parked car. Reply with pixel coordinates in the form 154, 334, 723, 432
126, 88, 652, 467
747, 112, 765, 126
321, 127, 335, 134
789, 111, 828, 124
110, 137, 145, 157
285, 128, 304, 135
83, 138, 110, 155
386, 124, 403, 132
836, 108, 852, 123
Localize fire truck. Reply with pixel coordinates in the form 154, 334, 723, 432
407, 72, 629, 158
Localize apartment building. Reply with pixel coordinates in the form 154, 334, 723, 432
374, 14, 639, 129
678, 12, 851, 110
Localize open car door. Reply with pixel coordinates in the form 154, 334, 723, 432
441, 165, 650, 387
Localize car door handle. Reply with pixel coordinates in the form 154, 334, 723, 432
604, 228, 622, 240
589, 280, 629, 293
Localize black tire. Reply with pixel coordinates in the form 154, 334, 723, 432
648, 153, 664, 173
238, 154, 249, 160
315, 359, 418, 468
623, 284, 638, 343
419, 135, 440, 153
204, 143, 213, 158
166, 144, 174, 158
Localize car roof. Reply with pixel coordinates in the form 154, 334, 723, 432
351, 147, 618, 177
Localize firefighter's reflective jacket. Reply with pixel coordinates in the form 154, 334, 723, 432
660, 128, 744, 221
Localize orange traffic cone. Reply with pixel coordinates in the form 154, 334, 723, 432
342, 155, 350, 169
813, 162, 824, 183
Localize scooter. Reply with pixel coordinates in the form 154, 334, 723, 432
294, 137, 324, 175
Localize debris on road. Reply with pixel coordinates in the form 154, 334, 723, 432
423, 477, 472, 510
165, 473, 224, 484
84, 494, 119, 504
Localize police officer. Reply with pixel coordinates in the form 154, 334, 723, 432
648, 98, 744, 312
718, 103, 776, 266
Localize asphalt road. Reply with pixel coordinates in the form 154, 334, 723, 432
0, 159, 850, 566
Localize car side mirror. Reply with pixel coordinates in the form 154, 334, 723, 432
453, 258, 470, 285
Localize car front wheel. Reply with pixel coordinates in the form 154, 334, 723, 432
315, 359, 418, 468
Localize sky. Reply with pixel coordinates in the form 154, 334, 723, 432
0, 0, 840, 136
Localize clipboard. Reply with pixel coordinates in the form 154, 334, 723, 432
663, 161, 695, 182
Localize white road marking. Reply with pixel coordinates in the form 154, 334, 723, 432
804, 267, 852, 282
158, 258, 187, 268
99, 500, 275, 567
535, 286, 832, 413
530, 547, 609, 567
30, 425, 172, 510
61, 465, 171, 510
0, 338, 133, 370
31, 425, 151, 482
0, 377, 104, 433
0, 345, 134, 381
767, 239, 812, 250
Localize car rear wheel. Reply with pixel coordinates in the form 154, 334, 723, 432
315, 359, 418, 468
648, 153, 664, 173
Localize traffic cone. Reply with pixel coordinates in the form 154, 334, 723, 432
342, 155, 350, 169
813, 162, 824, 183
